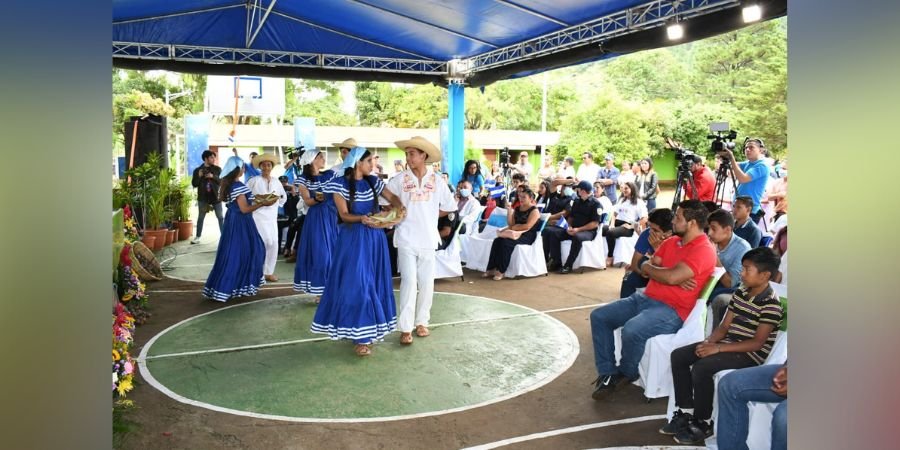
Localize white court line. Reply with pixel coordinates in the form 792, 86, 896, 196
141, 299, 608, 361
152, 283, 297, 293
460, 415, 668, 450
137, 292, 581, 423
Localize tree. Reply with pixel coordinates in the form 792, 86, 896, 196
284, 79, 356, 126
603, 49, 691, 102
555, 88, 652, 164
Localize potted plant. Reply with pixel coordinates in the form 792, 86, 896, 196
143, 163, 172, 250
171, 177, 194, 241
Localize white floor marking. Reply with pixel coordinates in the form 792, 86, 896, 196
460, 415, 668, 449
137, 292, 581, 423
141, 295, 606, 361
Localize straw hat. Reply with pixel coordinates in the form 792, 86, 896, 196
394, 136, 442, 163
251, 153, 279, 168
332, 138, 358, 149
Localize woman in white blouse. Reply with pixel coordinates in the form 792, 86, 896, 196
602, 181, 648, 264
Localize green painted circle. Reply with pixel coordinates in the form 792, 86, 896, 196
140, 292, 578, 422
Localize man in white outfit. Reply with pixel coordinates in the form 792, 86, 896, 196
387, 136, 457, 345
246, 153, 287, 281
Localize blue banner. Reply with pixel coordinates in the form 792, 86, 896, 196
185, 114, 210, 176
291, 117, 316, 183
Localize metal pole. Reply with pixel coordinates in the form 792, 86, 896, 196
541, 73, 548, 162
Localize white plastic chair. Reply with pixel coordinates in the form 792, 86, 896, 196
614, 267, 726, 400
504, 215, 549, 278
559, 227, 608, 271
612, 231, 640, 266
455, 204, 485, 264
434, 219, 468, 281
460, 208, 505, 272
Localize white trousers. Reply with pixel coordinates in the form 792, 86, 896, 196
253, 217, 278, 275
397, 246, 435, 333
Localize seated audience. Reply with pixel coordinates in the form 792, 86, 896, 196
661, 247, 783, 445
706, 209, 753, 327
482, 187, 542, 281
619, 208, 674, 298
589, 200, 717, 400
733, 196, 763, 248
543, 180, 601, 274
603, 181, 648, 265
592, 181, 614, 218
717, 363, 788, 450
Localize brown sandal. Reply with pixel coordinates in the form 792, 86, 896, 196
415, 325, 430, 337
354, 344, 372, 356
400, 332, 413, 345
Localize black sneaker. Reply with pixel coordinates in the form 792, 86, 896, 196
673, 417, 714, 445
547, 261, 560, 271
559, 266, 572, 274
591, 373, 627, 401
659, 409, 693, 435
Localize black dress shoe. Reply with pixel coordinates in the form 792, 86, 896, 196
547, 261, 560, 271
559, 266, 572, 274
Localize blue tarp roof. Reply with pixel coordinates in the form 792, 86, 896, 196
113, 0, 786, 86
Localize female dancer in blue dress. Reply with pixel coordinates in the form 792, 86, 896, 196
202, 156, 276, 302
310, 147, 406, 356
292, 149, 339, 299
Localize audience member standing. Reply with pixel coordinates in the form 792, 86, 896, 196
190, 150, 224, 244
576, 152, 601, 187
597, 154, 621, 203
683, 155, 716, 202
721, 138, 771, 224
232, 148, 260, 183
513, 151, 533, 181
635, 158, 659, 211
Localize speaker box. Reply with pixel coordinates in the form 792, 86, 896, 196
123, 114, 169, 169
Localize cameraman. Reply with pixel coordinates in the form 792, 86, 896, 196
683, 155, 716, 202
720, 138, 770, 224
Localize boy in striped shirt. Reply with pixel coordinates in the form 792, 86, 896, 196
661, 247, 784, 445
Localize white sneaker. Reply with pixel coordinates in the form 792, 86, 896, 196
190, 237, 201, 244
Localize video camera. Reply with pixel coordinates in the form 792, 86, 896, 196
706, 122, 738, 156
498, 146, 511, 168
285, 145, 306, 161
674, 147, 699, 171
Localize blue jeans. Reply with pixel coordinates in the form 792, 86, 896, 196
196, 200, 224, 238
717, 364, 787, 450
590, 292, 683, 380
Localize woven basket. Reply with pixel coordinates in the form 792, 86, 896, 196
130, 241, 163, 281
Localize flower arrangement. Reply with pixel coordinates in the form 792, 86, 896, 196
113, 302, 136, 399
123, 204, 141, 243
117, 243, 150, 324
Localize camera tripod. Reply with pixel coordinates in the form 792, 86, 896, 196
671, 165, 698, 209
713, 154, 738, 209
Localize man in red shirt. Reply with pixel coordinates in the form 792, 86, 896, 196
683, 155, 716, 202
589, 199, 717, 400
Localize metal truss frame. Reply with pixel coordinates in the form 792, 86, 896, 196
463, 0, 740, 74
112, 42, 447, 75
113, 0, 738, 79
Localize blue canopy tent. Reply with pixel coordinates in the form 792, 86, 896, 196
114, 0, 786, 183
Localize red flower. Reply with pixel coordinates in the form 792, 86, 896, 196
123, 205, 132, 219
120, 244, 132, 266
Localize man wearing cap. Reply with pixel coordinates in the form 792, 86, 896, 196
331, 138, 357, 173
597, 154, 620, 203
387, 136, 457, 345
246, 153, 287, 281
542, 180, 601, 274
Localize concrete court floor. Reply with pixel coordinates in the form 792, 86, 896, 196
118, 249, 692, 450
